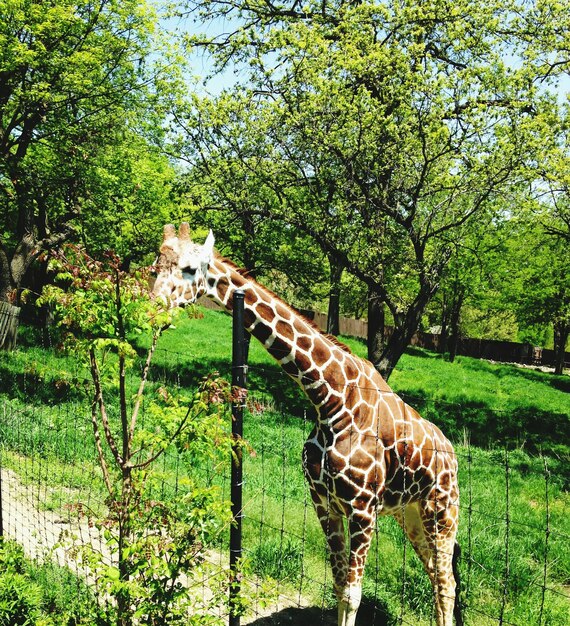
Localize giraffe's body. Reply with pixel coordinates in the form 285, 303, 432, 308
153, 225, 461, 626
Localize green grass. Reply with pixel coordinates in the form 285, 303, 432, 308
147, 309, 570, 457
1, 308, 569, 625
8, 308, 569, 454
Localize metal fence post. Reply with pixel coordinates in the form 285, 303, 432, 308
230, 290, 247, 626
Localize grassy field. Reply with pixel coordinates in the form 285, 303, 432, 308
149, 308, 570, 456
1, 308, 569, 625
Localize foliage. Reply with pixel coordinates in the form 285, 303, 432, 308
0, 539, 96, 625
0, 571, 43, 626
518, 100, 570, 370
37, 246, 235, 625
504, 216, 569, 331
172, 0, 569, 378
175, 148, 332, 309
491, 174, 570, 373
77, 134, 182, 267
0, 0, 183, 302
38, 245, 168, 346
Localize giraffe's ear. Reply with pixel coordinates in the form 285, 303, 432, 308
202, 230, 215, 263
178, 222, 191, 241
163, 224, 176, 242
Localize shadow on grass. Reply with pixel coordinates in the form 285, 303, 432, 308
147, 354, 310, 416
452, 352, 570, 392
246, 599, 390, 626
399, 389, 570, 461
147, 342, 570, 459
404, 346, 443, 360
548, 376, 570, 393
0, 358, 86, 405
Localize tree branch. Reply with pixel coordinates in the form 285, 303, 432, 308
90, 388, 114, 496
128, 327, 163, 445
131, 403, 194, 471
90, 347, 124, 467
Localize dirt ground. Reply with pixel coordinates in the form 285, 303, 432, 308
0, 466, 113, 592
0, 466, 342, 624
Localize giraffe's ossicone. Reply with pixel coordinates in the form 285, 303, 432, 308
153, 224, 462, 626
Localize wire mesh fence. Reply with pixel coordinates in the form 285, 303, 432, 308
237, 369, 570, 626
0, 338, 569, 626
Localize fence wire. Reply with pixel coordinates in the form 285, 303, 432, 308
0, 343, 568, 626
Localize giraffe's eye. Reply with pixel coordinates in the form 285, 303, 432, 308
182, 266, 197, 277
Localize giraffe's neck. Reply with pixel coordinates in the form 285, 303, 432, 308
205, 257, 390, 419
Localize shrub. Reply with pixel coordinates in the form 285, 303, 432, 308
38, 246, 235, 626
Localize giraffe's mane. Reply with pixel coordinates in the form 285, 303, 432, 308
217, 254, 354, 355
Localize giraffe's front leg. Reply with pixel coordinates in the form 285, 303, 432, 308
311, 501, 349, 605
337, 581, 361, 626
337, 512, 376, 626
303, 440, 372, 625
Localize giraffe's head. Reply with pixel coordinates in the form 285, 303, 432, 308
151, 223, 215, 307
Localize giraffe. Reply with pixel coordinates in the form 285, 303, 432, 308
152, 224, 462, 626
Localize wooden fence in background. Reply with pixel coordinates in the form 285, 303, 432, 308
306, 310, 569, 369
201, 298, 569, 369
0, 301, 20, 351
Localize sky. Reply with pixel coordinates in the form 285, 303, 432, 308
159, 6, 244, 95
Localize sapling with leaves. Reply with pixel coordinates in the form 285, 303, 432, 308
38, 244, 234, 625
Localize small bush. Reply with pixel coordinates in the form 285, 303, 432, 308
0, 572, 43, 626
0, 538, 97, 626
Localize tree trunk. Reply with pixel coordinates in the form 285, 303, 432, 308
375, 290, 432, 381
0, 245, 12, 303
367, 284, 385, 368
553, 319, 569, 376
0, 233, 38, 348
448, 291, 465, 363
242, 211, 257, 279
117, 468, 133, 626
375, 323, 408, 381
439, 294, 449, 354
0, 242, 21, 350
326, 256, 344, 335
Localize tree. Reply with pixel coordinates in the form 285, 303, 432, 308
77, 133, 180, 268
540, 166, 570, 375
38, 245, 234, 625
0, 0, 180, 306
175, 0, 559, 378
170, 94, 334, 311
502, 100, 570, 374
500, 212, 570, 375
431, 201, 518, 360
